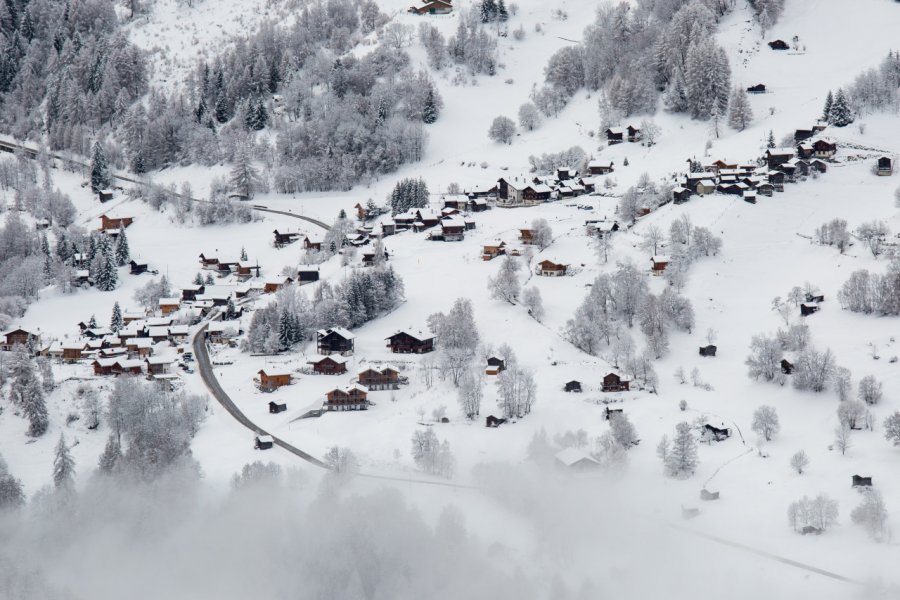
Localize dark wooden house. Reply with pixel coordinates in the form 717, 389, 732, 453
877, 156, 893, 176
485, 415, 507, 427
386, 330, 435, 354
852, 475, 873, 487
800, 302, 819, 317
255, 435, 274, 450
273, 229, 302, 247
129, 260, 149, 275
297, 268, 320, 283
258, 369, 292, 391
699, 345, 717, 357
704, 424, 731, 441
605, 127, 625, 144
781, 358, 794, 374
626, 125, 642, 142
564, 380, 582, 393
747, 84, 766, 94
601, 372, 630, 392
99, 214, 134, 231
269, 401, 287, 414
1, 327, 41, 351
308, 355, 348, 375
317, 327, 355, 356
768, 39, 789, 50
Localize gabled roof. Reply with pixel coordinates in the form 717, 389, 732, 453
386, 329, 434, 342
317, 327, 355, 340
555, 448, 600, 468
310, 355, 349, 365
651, 255, 671, 263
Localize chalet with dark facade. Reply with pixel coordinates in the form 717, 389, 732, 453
408, 0, 452, 14
766, 149, 795, 169
304, 235, 323, 251
99, 214, 134, 231
811, 139, 837, 158
587, 160, 614, 175
626, 125, 641, 142
324, 385, 369, 411
297, 268, 320, 283
536, 259, 568, 277
358, 365, 401, 390
605, 127, 625, 144
309, 355, 348, 375
877, 156, 893, 176
317, 327, 355, 356
699, 345, 717, 357
768, 39, 789, 50
129, 260, 148, 275
92, 358, 143, 376
564, 380, 582, 392
386, 330, 435, 354
273, 229, 303, 247
601, 372, 630, 392
496, 178, 552, 206
1, 328, 41, 351
704, 424, 732, 441
269, 401, 287, 414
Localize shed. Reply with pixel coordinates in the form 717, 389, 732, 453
130, 260, 149, 275
485, 415, 507, 428
852, 475, 872, 487
781, 358, 794, 374
564, 380, 582, 393
768, 39, 789, 50
269, 401, 287, 414
747, 84, 766, 94
650, 256, 670, 274
703, 424, 731, 441
601, 372, 629, 392
255, 435, 274, 450
800, 302, 819, 317
699, 345, 717, 357
876, 156, 893, 176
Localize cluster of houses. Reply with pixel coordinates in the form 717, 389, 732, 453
493, 164, 614, 209
674, 127, 838, 206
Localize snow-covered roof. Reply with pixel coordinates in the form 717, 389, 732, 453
148, 327, 170, 338
311, 355, 349, 365
146, 317, 173, 327
555, 448, 600, 468
607, 127, 624, 135
257, 435, 274, 443
441, 216, 466, 228
159, 297, 180, 305
318, 327, 355, 340
698, 180, 715, 187
652, 255, 671, 263
146, 356, 176, 365
532, 184, 553, 194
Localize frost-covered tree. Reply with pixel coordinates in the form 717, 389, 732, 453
821, 90, 834, 123
114, 228, 130, 266
496, 365, 537, 419
544, 46, 585, 96
752, 405, 780, 441
684, 37, 731, 119
833, 424, 852, 456
787, 494, 838, 533
98, 434, 122, 475
11, 353, 48, 437
790, 450, 809, 474
518, 102, 540, 131
229, 141, 261, 200
829, 88, 854, 127
94, 243, 118, 292
323, 446, 359, 474
858, 375, 883, 405
52, 434, 76, 491
428, 298, 480, 386
639, 224, 665, 255
0, 454, 25, 511
457, 368, 484, 420
793, 347, 835, 392
488, 115, 516, 144
411, 428, 453, 478
609, 412, 638, 449
388, 178, 430, 215
883, 411, 900, 447
488, 255, 521, 303
530, 219, 553, 250
727, 86, 753, 130
521, 286, 544, 321
745, 334, 783, 383
665, 421, 698, 478
851, 488, 888, 541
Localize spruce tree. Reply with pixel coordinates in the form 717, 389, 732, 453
95, 245, 118, 291
90, 140, 110, 194
215, 93, 230, 123
727, 87, 753, 131
98, 434, 121, 475
240, 246, 248, 261
56, 230, 70, 262
821, 90, 834, 123
830, 88, 853, 127
229, 142, 260, 199
497, 0, 509, 21
22, 375, 49, 437
115, 228, 130, 266
52, 434, 76, 491
205, 273, 215, 285
88, 314, 97, 329
423, 89, 438, 124
254, 99, 268, 129
110, 301, 123, 332
767, 130, 776, 149
193, 272, 204, 286
480, 0, 498, 22
225, 296, 237, 320
278, 308, 293, 350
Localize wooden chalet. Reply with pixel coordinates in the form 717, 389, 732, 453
811, 139, 837, 158
768, 170, 786, 191
386, 330, 435, 354
756, 182, 775, 196
794, 128, 815, 143
468, 197, 489, 212
99, 214, 133, 231
236, 262, 262, 279
264, 276, 292, 293
482, 241, 506, 260
626, 125, 642, 142
304, 235, 323, 251
673, 186, 691, 204
324, 385, 369, 411
587, 159, 614, 175
704, 424, 731, 441
439, 216, 466, 241
181, 285, 204, 301
408, 0, 452, 14
273, 229, 302, 248
129, 260, 149, 275
809, 158, 828, 173
92, 358, 143, 376
699, 345, 717, 357
747, 83, 766, 94
650, 255, 670, 274
696, 180, 716, 195
768, 39, 789, 50
159, 297, 181, 316
258, 369, 292, 391
317, 327, 355, 356
484, 356, 506, 376
765, 149, 794, 169
589, 221, 620, 238
877, 156, 893, 176
269, 400, 287, 414
297, 267, 320, 283
536, 259, 568, 277
851, 475, 873, 487
145, 356, 175, 375
72, 270, 92, 287
601, 372, 629, 392
1, 328, 41, 351
357, 365, 401, 390
519, 229, 535, 244
361, 250, 389, 267
442, 194, 469, 211
62, 342, 87, 362
496, 178, 552, 206
309, 355, 349, 375
564, 380, 582, 393
605, 127, 625, 144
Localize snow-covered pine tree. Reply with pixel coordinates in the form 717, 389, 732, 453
20, 372, 49, 437
88, 314, 98, 329
278, 308, 294, 350
114, 227, 130, 266
727, 87, 753, 130
94, 244, 118, 291
110, 301, 123, 332
205, 273, 215, 285
423, 88, 438, 124
225, 296, 238, 320
497, 0, 509, 21
767, 129, 776, 148
821, 90, 833, 123
480, 0, 498, 23
229, 141, 260, 199
193, 272, 204, 285
98, 434, 121, 475
52, 434, 76, 491
665, 421, 698, 477
830, 88, 854, 127
90, 140, 111, 194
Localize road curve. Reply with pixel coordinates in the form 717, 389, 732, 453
192, 322, 330, 469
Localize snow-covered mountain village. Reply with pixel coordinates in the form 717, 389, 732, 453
1, 0, 899, 597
